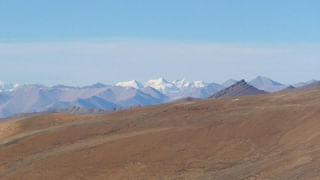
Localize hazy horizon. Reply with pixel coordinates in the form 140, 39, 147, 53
1, 1, 319, 86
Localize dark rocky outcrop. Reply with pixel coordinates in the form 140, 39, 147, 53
209, 80, 267, 99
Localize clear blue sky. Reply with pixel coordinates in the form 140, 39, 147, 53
0, 0, 319, 85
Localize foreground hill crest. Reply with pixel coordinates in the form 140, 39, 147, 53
1, 90, 320, 179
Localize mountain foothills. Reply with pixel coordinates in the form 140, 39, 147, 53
0, 76, 318, 118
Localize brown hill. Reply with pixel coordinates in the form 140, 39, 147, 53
278, 81, 320, 93
1, 90, 320, 179
209, 79, 267, 99
279, 85, 296, 92
297, 81, 320, 91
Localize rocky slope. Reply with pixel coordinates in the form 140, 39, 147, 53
210, 80, 267, 99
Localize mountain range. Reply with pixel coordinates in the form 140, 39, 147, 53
0, 84, 168, 118
0, 76, 318, 118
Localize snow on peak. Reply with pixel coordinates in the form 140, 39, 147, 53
192, 81, 207, 88
0, 81, 20, 92
172, 79, 207, 88
172, 79, 191, 88
150, 77, 169, 84
145, 78, 210, 92
116, 80, 144, 89
145, 78, 178, 93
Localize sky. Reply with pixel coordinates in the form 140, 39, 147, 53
0, 0, 319, 86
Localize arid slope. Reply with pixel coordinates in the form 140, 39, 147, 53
1, 90, 320, 179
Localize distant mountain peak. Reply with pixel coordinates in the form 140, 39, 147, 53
145, 78, 176, 92
116, 80, 143, 89
237, 79, 246, 84
249, 76, 286, 92
210, 79, 267, 99
250, 76, 283, 85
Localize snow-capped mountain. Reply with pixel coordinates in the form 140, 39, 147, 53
116, 80, 144, 89
249, 76, 287, 92
0, 84, 167, 118
0, 78, 224, 117
178, 82, 223, 99
0, 81, 20, 92
172, 79, 192, 88
145, 78, 179, 94
193, 81, 207, 88
144, 78, 223, 99
172, 79, 207, 88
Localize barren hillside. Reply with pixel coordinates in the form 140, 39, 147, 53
1, 90, 320, 179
